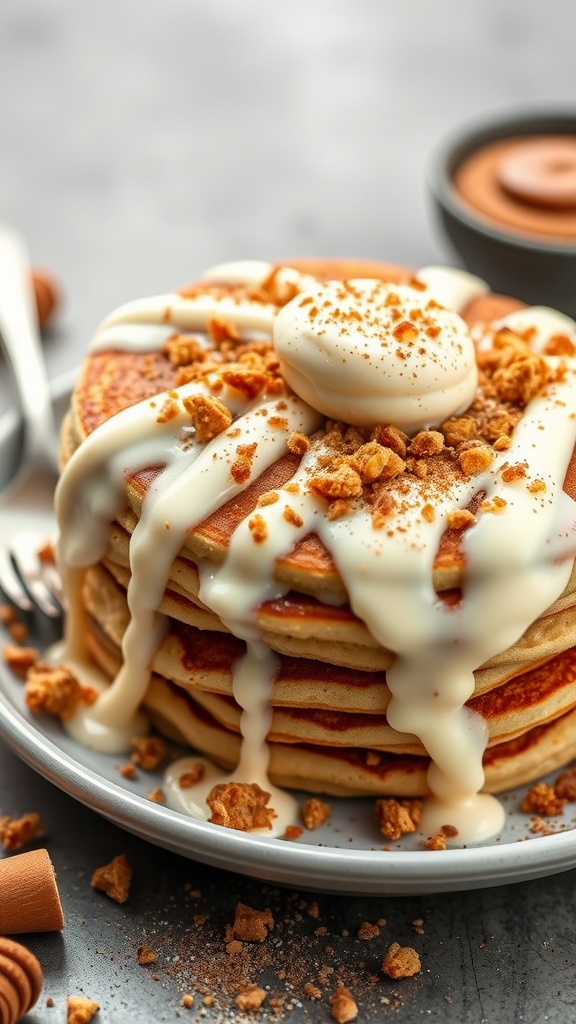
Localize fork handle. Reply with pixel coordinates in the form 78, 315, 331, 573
0, 224, 57, 470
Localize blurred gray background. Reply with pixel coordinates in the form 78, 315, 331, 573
2, 0, 576, 395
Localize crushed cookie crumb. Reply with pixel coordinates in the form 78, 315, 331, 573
408, 429, 444, 457
181, 994, 194, 1009
230, 442, 258, 484
458, 443, 494, 477
0, 812, 44, 851
234, 985, 267, 1011
424, 833, 447, 851
283, 505, 304, 528
155, 396, 180, 423
8, 621, 28, 644
329, 985, 358, 1023
24, 662, 81, 720
207, 782, 275, 831
282, 825, 304, 841
554, 767, 576, 801
375, 798, 421, 840
447, 508, 476, 531
178, 762, 206, 788
2, 642, 39, 678
67, 996, 100, 1024
381, 942, 421, 979
357, 921, 380, 940
90, 854, 132, 904
287, 430, 310, 456
521, 782, 566, 816
146, 787, 165, 804
231, 903, 274, 942
301, 797, 331, 830
182, 393, 232, 443
0, 604, 17, 626
304, 982, 322, 1000
130, 735, 168, 770
137, 945, 158, 965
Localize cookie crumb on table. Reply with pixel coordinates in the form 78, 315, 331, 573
329, 985, 358, 1023
234, 984, 267, 1011
67, 996, 100, 1024
137, 945, 158, 965
381, 942, 421, 979
0, 812, 44, 851
90, 854, 132, 904
231, 902, 274, 942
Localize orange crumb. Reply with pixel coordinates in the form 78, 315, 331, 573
137, 945, 157, 965
232, 902, 274, 942
375, 798, 421, 840
67, 996, 100, 1024
2, 643, 39, 678
234, 985, 267, 1011
181, 994, 194, 1008
282, 825, 304, 841
381, 942, 421, 979
230, 442, 258, 484
248, 513, 269, 542
458, 444, 494, 477
119, 763, 137, 780
0, 812, 43, 851
178, 762, 205, 788
301, 797, 331, 830
329, 985, 358, 1023
424, 833, 447, 851
146, 788, 165, 804
521, 782, 566, 816
554, 768, 576, 801
287, 430, 310, 456
182, 393, 232, 443
8, 621, 28, 644
304, 982, 322, 1000
501, 461, 528, 483
24, 662, 81, 720
155, 396, 180, 423
447, 509, 476, 531
358, 921, 380, 940
207, 782, 275, 831
90, 854, 132, 904
0, 604, 17, 626
130, 735, 168, 770
408, 429, 444, 457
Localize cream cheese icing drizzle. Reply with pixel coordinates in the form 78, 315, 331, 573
54, 262, 576, 843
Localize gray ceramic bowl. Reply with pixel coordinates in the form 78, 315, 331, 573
428, 110, 576, 317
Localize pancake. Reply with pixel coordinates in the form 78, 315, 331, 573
54, 258, 576, 843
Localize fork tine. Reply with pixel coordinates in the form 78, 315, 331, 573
8, 533, 62, 618
0, 547, 34, 613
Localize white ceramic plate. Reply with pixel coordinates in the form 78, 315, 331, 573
1, 374, 576, 895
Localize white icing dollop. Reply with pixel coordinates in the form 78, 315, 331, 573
273, 279, 478, 433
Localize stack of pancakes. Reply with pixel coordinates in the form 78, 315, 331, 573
58, 259, 576, 797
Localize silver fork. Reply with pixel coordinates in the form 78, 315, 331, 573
0, 224, 62, 617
